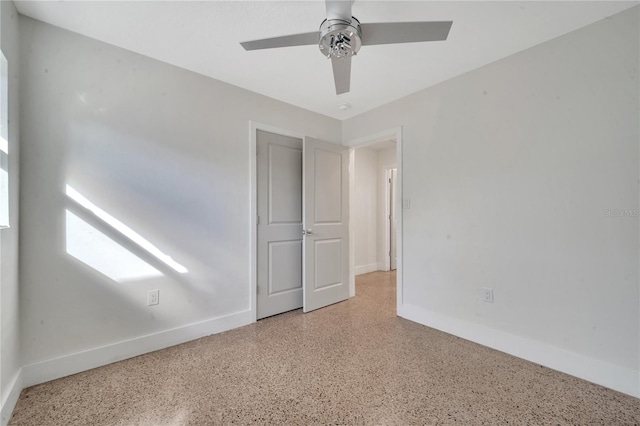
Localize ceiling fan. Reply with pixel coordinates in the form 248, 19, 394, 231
240, 0, 452, 95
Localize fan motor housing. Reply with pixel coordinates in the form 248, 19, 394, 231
319, 17, 362, 59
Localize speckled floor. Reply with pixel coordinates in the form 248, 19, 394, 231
9, 271, 640, 425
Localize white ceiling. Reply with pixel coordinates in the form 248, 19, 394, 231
14, 1, 638, 120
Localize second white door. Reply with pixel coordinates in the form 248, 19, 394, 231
303, 136, 350, 313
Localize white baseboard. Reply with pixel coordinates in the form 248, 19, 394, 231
22, 309, 252, 388
1, 368, 23, 426
378, 262, 393, 272
355, 263, 379, 275
398, 303, 640, 398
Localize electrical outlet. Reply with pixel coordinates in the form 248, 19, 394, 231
147, 289, 159, 306
481, 287, 493, 303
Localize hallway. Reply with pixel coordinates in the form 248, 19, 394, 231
9, 271, 639, 425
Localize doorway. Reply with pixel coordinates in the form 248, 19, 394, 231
347, 127, 403, 309
352, 140, 397, 275
250, 124, 350, 321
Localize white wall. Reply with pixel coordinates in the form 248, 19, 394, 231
0, 1, 21, 423
354, 148, 378, 275
376, 147, 396, 270
354, 146, 398, 275
344, 7, 639, 397
377, 148, 396, 173
18, 17, 340, 383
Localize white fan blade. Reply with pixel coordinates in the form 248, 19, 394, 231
361, 21, 453, 46
241, 31, 319, 51
326, 0, 353, 20
331, 56, 351, 95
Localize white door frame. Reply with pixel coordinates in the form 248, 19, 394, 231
345, 127, 403, 310
379, 166, 398, 272
249, 121, 306, 323
380, 166, 397, 272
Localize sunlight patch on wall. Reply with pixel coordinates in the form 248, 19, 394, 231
66, 185, 188, 281
66, 210, 163, 282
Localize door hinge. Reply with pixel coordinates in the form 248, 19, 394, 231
257, 215, 260, 225
389, 178, 392, 183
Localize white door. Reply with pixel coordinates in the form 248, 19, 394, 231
390, 168, 398, 270
257, 130, 303, 319
303, 137, 350, 312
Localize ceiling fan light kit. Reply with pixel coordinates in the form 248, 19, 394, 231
241, 0, 452, 95
319, 18, 362, 59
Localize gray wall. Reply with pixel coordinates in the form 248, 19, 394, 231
0, 0, 21, 421
18, 16, 340, 367
344, 7, 639, 394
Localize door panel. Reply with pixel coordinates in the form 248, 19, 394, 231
314, 238, 342, 289
313, 149, 343, 223
303, 137, 349, 313
269, 240, 303, 294
257, 130, 303, 319
269, 144, 303, 224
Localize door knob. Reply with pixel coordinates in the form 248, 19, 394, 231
303, 229, 314, 236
